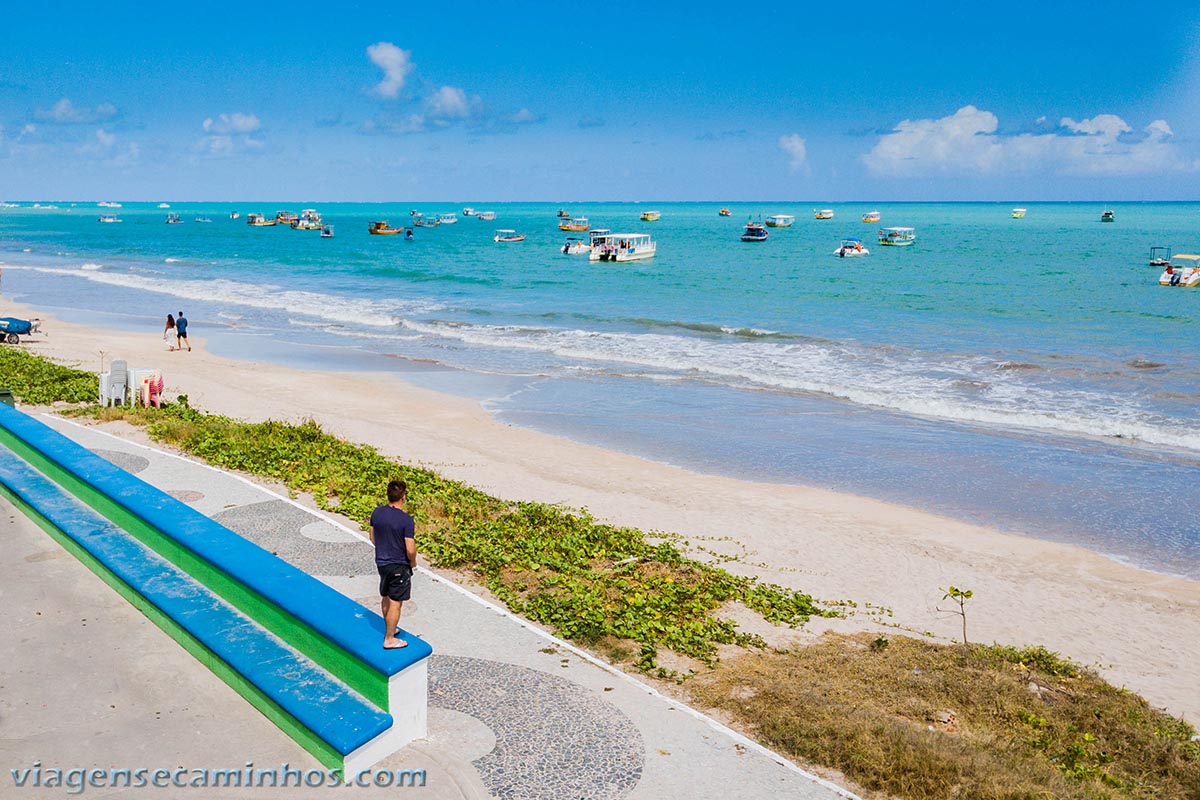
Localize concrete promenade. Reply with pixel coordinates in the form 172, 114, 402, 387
0, 413, 856, 800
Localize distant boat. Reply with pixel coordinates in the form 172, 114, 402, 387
230, 211, 240, 220
559, 216, 590, 232
1149, 246, 1172, 268
246, 213, 277, 227
834, 238, 869, 257
292, 209, 322, 230
462, 207, 476, 216
275, 210, 299, 226
368, 220, 404, 235
194, 216, 212, 223
1011, 208, 1027, 219
165, 213, 182, 224
97, 214, 122, 223
157, 203, 170, 209
719, 208, 732, 217
320, 225, 334, 238
1101, 209, 1115, 222
862, 210, 880, 223
413, 215, 440, 228
494, 229, 526, 242
561, 237, 590, 255
97, 201, 122, 208
556, 209, 570, 218
640, 210, 661, 222
436, 213, 458, 225
476, 210, 497, 221
814, 209, 834, 220
765, 214, 795, 228
877, 226, 916, 246
741, 221, 769, 242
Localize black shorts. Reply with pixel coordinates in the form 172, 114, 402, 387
178, 331, 188, 339
377, 563, 412, 601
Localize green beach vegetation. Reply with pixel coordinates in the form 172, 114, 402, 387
5, 350, 1197, 799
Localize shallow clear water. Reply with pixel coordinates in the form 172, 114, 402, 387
2, 201, 1197, 577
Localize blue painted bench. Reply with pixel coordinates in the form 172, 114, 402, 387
0, 404, 430, 773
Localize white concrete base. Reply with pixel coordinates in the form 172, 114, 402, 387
343, 658, 429, 776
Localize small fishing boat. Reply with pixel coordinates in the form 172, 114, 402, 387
561, 237, 590, 255
230, 211, 240, 220
97, 201, 122, 208
877, 226, 916, 246
640, 210, 661, 222
97, 214, 122, 223
556, 209, 570, 218
165, 213, 182, 224
494, 229, 526, 242
1011, 208, 1027, 219
462, 208, 476, 216
861, 210, 881, 223
292, 209, 322, 230
476, 210, 497, 221
560, 216, 590, 232
1149, 246, 1172, 268
719, 208, 732, 217
414, 215, 440, 228
246, 213, 277, 227
1160, 255, 1200, 287
814, 209, 834, 220
765, 214, 795, 228
1101, 209, 1115, 222
741, 221, 769, 242
589, 232, 656, 262
368, 220, 405, 235
275, 210, 299, 226
436, 213, 458, 225
320, 225, 334, 238
834, 238, 869, 257
157, 203, 171, 209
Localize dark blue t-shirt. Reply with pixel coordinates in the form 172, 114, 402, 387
176, 316, 188, 336
370, 505, 415, 567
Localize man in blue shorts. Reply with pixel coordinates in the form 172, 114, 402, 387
369, 479, 417, 649
175, 311, 192, 352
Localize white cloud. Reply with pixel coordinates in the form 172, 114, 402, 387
508, 107, 538, 124
864, 105, 1196, 177
368, 42, 414, 99
778, 133, 808, 171
202, 112, 260, 134
95, 128, 116, 147
198, 135, 234, 156
427, 86, 475, 119
34, 98, 117, 124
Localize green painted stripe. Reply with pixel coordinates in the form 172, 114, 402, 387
0, 426, 388, 710
0, 482, 344, 772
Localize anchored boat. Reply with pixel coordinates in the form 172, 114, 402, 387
877, 227, 916, 246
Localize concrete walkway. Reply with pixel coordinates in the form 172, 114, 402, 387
0, 414, 856, 800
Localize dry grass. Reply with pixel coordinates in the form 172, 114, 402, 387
690, 633, 1199, 800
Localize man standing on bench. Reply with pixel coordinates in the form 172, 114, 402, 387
369, 480, 417, 649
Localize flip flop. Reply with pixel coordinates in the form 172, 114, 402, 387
383, 639, 409, 650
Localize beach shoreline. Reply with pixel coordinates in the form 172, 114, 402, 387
3, 294, 1198, 724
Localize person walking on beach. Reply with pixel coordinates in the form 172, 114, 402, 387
369, 479, 417, 649
163, 313, 178, 351
176, 310, 191, 351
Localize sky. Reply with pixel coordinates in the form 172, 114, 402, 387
2, 2, 1200, 201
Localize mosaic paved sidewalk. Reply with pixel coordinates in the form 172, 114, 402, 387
17, 415, 856, 800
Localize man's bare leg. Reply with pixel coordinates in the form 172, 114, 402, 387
383, 597, 407, 649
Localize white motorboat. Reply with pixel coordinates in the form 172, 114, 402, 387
765, 214, 795, 228
590, 232, 656, 262
814, 209, 834, 220
494, 229, 526, 242
437, 213, 458, 224
462, 208, 476, 216
561, 237, 590, 255
1160, 255, 1200, 287
476, 210, 497, 221
834, 238, 869, 257
320, 225, 335, 238
97, 214, 122, 223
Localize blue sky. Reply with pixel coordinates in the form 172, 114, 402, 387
2, 2, 1199, 201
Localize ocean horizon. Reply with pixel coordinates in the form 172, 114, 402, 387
2, 200, 1198, 579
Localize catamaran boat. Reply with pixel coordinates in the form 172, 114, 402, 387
765, 214, 795, 228
436, 213, 458, 225
494, 229, 526, 243
1011, 208, 1027, 219
368, 220, 404, 235
1149, 246, 1172, 268
814, 209, 834, 220
877, 227, 916, 246
862, 210, 881, 223
476, 210, 497, 221
834, 238, 869, 257
320, 225, 335, 238
561, 237, 590, 255
1160, 255, 1200, 287
589, 232, 656, 262
164, 213, 182, 224
560, 216, 590, 232
1101, 209, 1115, 222
640, 210, 661, 222
741, 221, 769, 242
97, 214, 122, 223
246, 213, 277, 226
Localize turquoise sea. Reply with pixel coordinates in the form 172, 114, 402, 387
1, 201, 1198, 578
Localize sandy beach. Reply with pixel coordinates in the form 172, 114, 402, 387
3, 295, 1198, 724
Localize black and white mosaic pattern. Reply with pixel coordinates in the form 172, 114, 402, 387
429, 655, 644, 800
92, 449, 150, 475
212, 499, 368, 576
